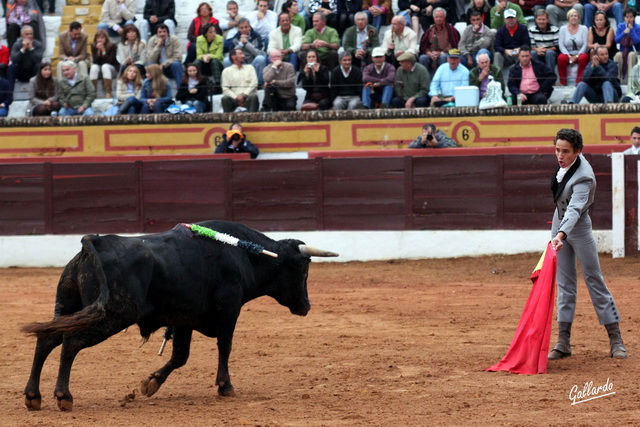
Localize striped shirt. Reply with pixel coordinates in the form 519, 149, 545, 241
529, 24, 559, 50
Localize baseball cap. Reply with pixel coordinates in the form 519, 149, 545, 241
372, 46, 386, 57
226, 129, 244, 139
448, 48, 461, 58
504, 9, 517, 18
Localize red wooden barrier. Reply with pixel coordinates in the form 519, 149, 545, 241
0, 154, 617, 239
308, 145, 628, 158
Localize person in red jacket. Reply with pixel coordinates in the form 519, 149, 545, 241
418, 7, 460, 74
0, 44, 9, 79
184, 2, 222, 64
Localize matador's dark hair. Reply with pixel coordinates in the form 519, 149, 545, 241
554, 128, 583, 151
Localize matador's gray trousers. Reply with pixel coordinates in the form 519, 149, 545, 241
552, 213, 621, 325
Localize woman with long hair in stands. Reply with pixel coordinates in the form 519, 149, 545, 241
300, 49, 331, 110
588, 10, 616, 58
185, 2, 222, 64
89, 29, 119, 98
116, 24, 147, 77
27, 62, 60, 116
176, 63, 210, 113
140, 63, 172, 114
115, 64, 144, 114
466, 0, 491, 27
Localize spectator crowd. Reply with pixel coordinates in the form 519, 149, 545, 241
2, 0, 640, 117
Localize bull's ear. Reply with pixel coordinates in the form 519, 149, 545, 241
298, 245, 339, 257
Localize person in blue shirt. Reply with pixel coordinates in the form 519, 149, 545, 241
613, 8, 640, 82
567, 45, 621, 104
428, 48, 469, 107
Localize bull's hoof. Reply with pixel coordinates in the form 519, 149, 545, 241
24, 393, 42, 411
55, 392, 73, 412
140, 374, 162, 397
217, 385, 236, 397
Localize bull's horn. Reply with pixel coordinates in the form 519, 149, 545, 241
298, 245, 339, 257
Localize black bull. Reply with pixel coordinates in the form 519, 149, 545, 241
22, 220, 338, 411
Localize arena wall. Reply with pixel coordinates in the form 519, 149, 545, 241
1, 151, 638, 267
0, 153, 615, 235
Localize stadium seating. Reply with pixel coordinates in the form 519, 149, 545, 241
2, 0, 636, 117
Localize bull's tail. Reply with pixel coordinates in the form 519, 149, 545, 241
22, 235, 110, 339
22, 305, 106, 338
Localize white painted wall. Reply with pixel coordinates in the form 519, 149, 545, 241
0, 229, 612, 267
611, 153, 625, 258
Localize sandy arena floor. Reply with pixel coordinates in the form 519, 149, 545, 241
1, 254, 639, 426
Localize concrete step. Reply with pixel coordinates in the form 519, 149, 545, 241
8, 97, 117, 117
13, 81, 29, 101
8, 100, 28, 117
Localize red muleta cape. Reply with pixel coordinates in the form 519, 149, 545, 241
486, 242, 557, 375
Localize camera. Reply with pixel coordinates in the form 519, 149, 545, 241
426, 133, 434, 141
307, 62, 316, 67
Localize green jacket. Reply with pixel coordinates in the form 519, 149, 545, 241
343, 24, 380, 59
469, 64, 505, 95
56, 73, 95, 110
292, 14, 306, 32
196, 34, 224, 62
394, 63, 431, 100
302, 26, 340, 60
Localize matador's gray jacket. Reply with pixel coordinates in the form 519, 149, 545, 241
551, 154, 621, 325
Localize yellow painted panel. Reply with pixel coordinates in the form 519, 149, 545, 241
0, 133, 77, 149
0, 129, 86, 155
104, 126, 215, 151
239, 123, 332, 150
0, 113, 634, 158
63, 5, 102, 16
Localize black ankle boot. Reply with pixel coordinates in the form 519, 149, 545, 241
605, 322, 628, 359
548, 322, 572, 360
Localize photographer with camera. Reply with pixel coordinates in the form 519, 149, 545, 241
215, 122, 260, 158
408, 123, 457, 148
